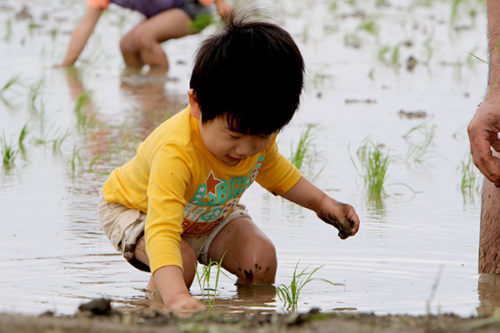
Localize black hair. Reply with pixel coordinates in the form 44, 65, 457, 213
190, 8, 304, 135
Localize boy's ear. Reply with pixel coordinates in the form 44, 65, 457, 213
188, 89, 202, 120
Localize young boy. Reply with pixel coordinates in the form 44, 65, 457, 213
59, 0, 232, 70
98, 9, 360, 313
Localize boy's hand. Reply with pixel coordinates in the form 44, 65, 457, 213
316, 197, 359, 239
214, 0, 233, 19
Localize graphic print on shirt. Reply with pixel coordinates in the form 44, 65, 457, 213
182, 156, 264, 235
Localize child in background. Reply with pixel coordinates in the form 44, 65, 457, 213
98, 8, 360, 313
60, 0, 232, 70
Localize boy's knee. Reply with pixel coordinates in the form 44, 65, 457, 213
119, 32, 137, 53
237, 240, 277, 284
131, 27, 156, 52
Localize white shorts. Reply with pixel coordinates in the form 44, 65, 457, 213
98, 194, 251, 272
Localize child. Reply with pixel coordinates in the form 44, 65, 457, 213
59, 0, 232, 70
98, 9, 360, 313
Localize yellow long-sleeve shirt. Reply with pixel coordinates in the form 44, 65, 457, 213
102, 106, 301, 273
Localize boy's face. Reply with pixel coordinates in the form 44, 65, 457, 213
189, 90, 274, 166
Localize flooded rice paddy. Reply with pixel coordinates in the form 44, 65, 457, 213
0, 0, 496, 318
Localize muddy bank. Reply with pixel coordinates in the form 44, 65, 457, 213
1, 303, 500, 333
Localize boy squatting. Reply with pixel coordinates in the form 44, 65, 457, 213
60, 0, 231, 70
98, 10, 361, 313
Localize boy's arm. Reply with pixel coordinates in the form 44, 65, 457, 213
281, 177, 360, 239
153, 266, 205, 312
60, 6, 103, 67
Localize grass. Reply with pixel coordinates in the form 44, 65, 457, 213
276, 263, 337, 311
1, 134, 17, 170
352, 139, 390, 198
194, 253, 226, 310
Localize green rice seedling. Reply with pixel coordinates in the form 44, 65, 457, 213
289, 124, 315, 170
459, 152, 481, 201
290, 124, 324, 179
403, 123, 435, 166
71, 146, 84, 177
190, 13, 214, 31
352, 139, 389, 198
50, 28, 58, 41
357, 19, 377, 36
194, 253, 225, 309
276, 263, 336, 311
88, 153, 102, 173
1, 134, 17, 170
74, 91, 92, 130
18, 124, 29, 153
450, 0, 467, 26
4, 19, 12, 42
51, 130, 70, 154
0, 75, 20, 107
28, 79, 44, 112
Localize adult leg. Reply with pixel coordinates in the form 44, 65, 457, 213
207, 217, 277, 284
135, 236, 197, 289
119, 9, 195, 70
479, 178, 500, 273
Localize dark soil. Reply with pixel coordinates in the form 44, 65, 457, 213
1, 298, 500, 333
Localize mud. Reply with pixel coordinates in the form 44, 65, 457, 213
2, 304, 500, 333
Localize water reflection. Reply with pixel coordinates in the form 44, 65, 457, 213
119, 68, 184, 136
477, 274, 500, 316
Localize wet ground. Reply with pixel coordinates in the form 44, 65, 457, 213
0, 0, 498, 322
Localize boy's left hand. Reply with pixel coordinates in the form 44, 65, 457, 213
316, 198, 359, 239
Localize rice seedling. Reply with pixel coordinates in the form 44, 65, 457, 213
378, 43, 401, 67
190, 13, 214, 31
1, 134, 17, 170
88, 153, 102, 172
276, 263, 337, 311
459, 152, 481, 202
194, 253, 225, 309
289, 124, 315, 171
0, 75, 20, 107
50, 28, 58, 41
28, 79, 44, 112
403, 123, 435, 166
34, 127, 69, 154
18, 124, 29, 153
351, 139, 389, 198
4, 19, 12, 42
74, 91, 92, 130
71, 146, 84, 177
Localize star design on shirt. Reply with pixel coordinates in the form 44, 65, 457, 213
206, 171, 223, 196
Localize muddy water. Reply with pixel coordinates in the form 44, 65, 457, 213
0, 0, 495, 317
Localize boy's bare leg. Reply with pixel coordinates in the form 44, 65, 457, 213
119, 9, 195, 70
207, 217, 277, 284
135, 237, 197, 290
479, 178, 500, 273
